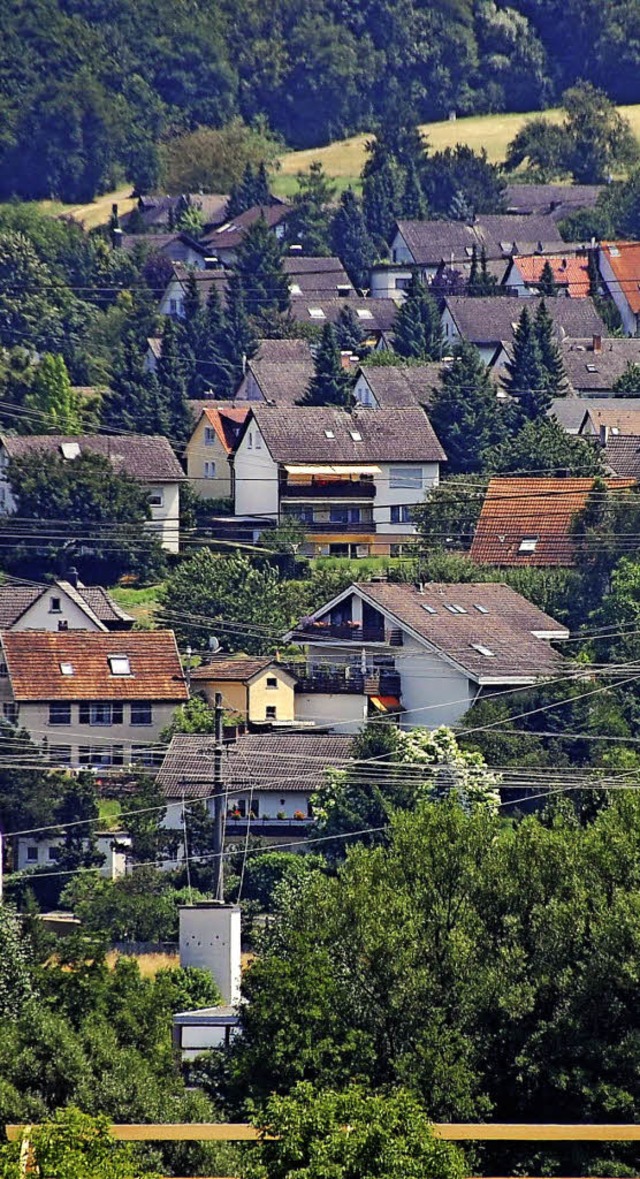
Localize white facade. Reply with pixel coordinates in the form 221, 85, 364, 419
7, 698, 179, 769
374, 462, 440, 533
9, 586, 107, 632
233, 423, 280, 519
369, 264, 414, 299
16, 832, 131, 878
179, 903, 242, 1005
294, 691, 369, 733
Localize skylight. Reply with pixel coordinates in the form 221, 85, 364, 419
518, 537, 538, 554
356, 309, 373, 320
471, 643, 496, 657
59, 662, 74, 676
445, 604, 467, 614
290, 283, 302, 295
309, 308, 325, 319
350, 430, 362, 441
108, 655, 131, 676
422, 604, 437, 614
60, 442, 81, 460
473, 604, 489, 614
324, 429, 335, 439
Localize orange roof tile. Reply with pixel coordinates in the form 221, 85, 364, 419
201, 406, 250, 454
513, 253, 591, 298
2, 630, 188, 701
470, 476, 636, 566
601, 242, 640, 315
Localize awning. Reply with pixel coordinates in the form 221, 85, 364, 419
369, 695, 401, 712
284, 464, 382, 476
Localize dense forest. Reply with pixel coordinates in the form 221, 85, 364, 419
3, 0, 640, 201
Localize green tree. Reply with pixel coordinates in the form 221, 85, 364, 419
533, 299, 567, 400
218, 274, 258, 395
421, 145, 506, 218
613, 362, 640, 395
563, 81, 640, 183
486, 418, 604, 476
428, 343, 506, 473
538, 259, 557, 296
504, 305, 551, 420
156, 317, 193, 446
234, 215, 291, 328
299, 323, 354, 407
466, 246, 497, 296
60, 868, 208, 944
247, 1083, 466, 1179
24, 354, 82, 434
413, 474, 489, 549
288, 162, 336, 255
0, 905, 33, 1020
0, 1107, 156, 1179
505, 117, 570, 181
393, 275, 442, 361
160, 696, 217, 743
333, 303, 366, 354
331, 189, 377, 292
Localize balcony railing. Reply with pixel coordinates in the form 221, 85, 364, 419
299, 520, 374, 534
291, 621, 402, 644
282, 480, 376, 500
282, 665, 401, 696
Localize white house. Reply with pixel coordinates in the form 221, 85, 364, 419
16, 831, 132, 879
232, 404, 446, 557
287, 580, 569, 730
158, 264, 228, 319
0, 434, 185, 553
598, 242, 640, 336
0, 576, 133, 632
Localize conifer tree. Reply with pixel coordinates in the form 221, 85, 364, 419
429, 341, 507, 474
299, 323, 353, 407
156, 317, 193, 445
104, 339, 169, 436
234, 215, 291, 327
25, 353, 82, 433
401, 161, 427, 219
504, 305, 549, 420
182, 270, 202, 324
288, 162, 336, 255
393, 274, 442, 361
226, 163, 259, 219
330, 189, 376, 291
334, 303, 366, 354
221, 273, 258, 394
468, 246, 498, 296
534, 299, 567, 402
362, 162, 403, 245
538, 259, 557, 296
198, 283, 235, 397
255, 162, 271, 207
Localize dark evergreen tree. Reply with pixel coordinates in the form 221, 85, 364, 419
103, 339, 169, 436
534, 299, 567, 399
220, 274, 258, 394
182, 270, 202, 325
538, 259, 557, 296
334, 304, 366, 354
299, 323, 353, 407
288, 162, 336, 255
226, 163, 260, 219
330, 189, 376, 292
429, 341, 507, 473
468, 245, 498, 295
504, 305, 550, 421
198, 284, 235, 397
362, 162, 403, 246
401, 161, 427, 219
156, 317, 193, 445
234, 215, 291, 327
255, 162, 271, 207
393, 274, 442, 361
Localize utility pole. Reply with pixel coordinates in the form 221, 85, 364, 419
213, 692, 224, 902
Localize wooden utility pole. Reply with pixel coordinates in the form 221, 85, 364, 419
213, 693, 224, 902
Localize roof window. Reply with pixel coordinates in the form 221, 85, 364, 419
473, 603, 489, 614
108, 655, 131, 676
59, 662, 74, 676
309, 308, 325, 319
356, 309, 374, 320
586, 364, 598, 373
518, 537, 538, 554
422, 604, 437, 614
324, 429, 335, 439
289, 283, 302, 295
610, 245, 621, 257
350, 430, 362, 441
60, 442, 81, 460
471, 643, 496, 657
445, 604, 467, 614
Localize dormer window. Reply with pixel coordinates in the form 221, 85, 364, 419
59, 662, 74, 676
108, 655, 131, 676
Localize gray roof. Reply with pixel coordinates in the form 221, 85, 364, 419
69, 586, 134, 626
505, 184, 603, 217
289, 298, 397, 333
0, 434, 186, 482
349, 581, 568, 681
243, 360, 315, 406
284, 256, 352, 296
444, 296, 606, 347
358, 364, 443, 408
248, 405, 446, 463
603, 435, 640, 478
548, 396, 587, 433
200, 204, 291, 251
561, 337, 640, 393
395, 214, 565, 265
157, 731, 354, 798
253, 339, 315, 364
166, 264, 228, 304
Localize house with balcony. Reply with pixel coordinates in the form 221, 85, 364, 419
286, 580, 569, 729
232, 405, 446, 558
0, 630, 188, 768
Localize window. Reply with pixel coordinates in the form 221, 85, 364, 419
247, 432, 253, 449
290, 282, 302, 295
445, 604, 467, 614
389, 466, 423, 490
148, 489, 164, 507
350, 430, 362, 441
324, 429, 335, 439
356, 308, 373, 320
266, 676, 278, 689
2, 702, 17, 724
255, 433, 262, 449
50, 745, 72, 765
169, 298, 178, 314
131, 745, 163, 768
390, 505, 413, 524
79, 745, 124, 767
58, 620, 69, 631
474, 604, 489, 614
308, 308, 325, 319
131, 701, 152, 725
49, 702, 71, 725
26, 846, 38, 863
79, 702, 124, 726
108, 655, 131, 676
204, 426, 216, 446
330, 506, 361, 524
0, 661, 7, 678
60, 661, 74, 676
50, 596, 62, 614
204, 461, 216, 478
60, 442, 81, 460
266, 706, 277, 720
422, 604, 437, 615
395, 277, 411, 291
471, 643, 496, 657
48, 846, 60, 861
518, 537, 538, 554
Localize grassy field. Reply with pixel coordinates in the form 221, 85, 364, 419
6, 185, 138, 230
110, 584, 162, 627
274, 103, 640, 194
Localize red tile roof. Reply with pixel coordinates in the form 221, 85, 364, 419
470, 476, 636, 566
200, 406, 250, 454
601, 242, 640, 315
512, 253, 591, 297
2, 631, 188, 701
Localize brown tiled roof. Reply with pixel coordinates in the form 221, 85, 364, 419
580, 403, 640, 435
444, 295, 606, 347
244, 360, 315, 406
0, 434, 185, 482
191, 656, 290, 683
200, 205, 291, 251
470, 476, 636, 566
394, 219, 477, 265
505, 184, 603, 216
0, 587, 41, 629
511, 253, 591, 298
253, 339, 314, 364
199, 406, 250, 453
603, 436, 640, 479
358, 364, 443, 408
350, 581, 568, 681
68, 586, 134, 627
248, 405, 446, 463
284, 256, 352, 295
601, 242, 640, 315
560, 337, 640, 392
289, 298, 397, 333
2, 630, 188, 701
157, 731, 354, 797
395, 214, 565, 265
475, 214, 566, 257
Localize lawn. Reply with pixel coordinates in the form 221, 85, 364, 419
3, 185, 138, 230
109, 584, 162, 628
274, 103, 640, 194
99, 798, 122, 830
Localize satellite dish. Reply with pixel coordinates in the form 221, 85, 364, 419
209, 636, 220, 653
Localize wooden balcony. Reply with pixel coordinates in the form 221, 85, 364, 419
282, 480, 376, 500
291, 621, 402, 645
283, 664, 401, 696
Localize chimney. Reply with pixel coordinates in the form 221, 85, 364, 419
340, 350, 354, 371
67, 566, 79, 589
600, 423, 610, 446
179, 902, 241, 1006
592, 334, 602, 354
111, 226, 123, 250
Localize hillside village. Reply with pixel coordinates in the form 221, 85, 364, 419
7, 71, 640, 1179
